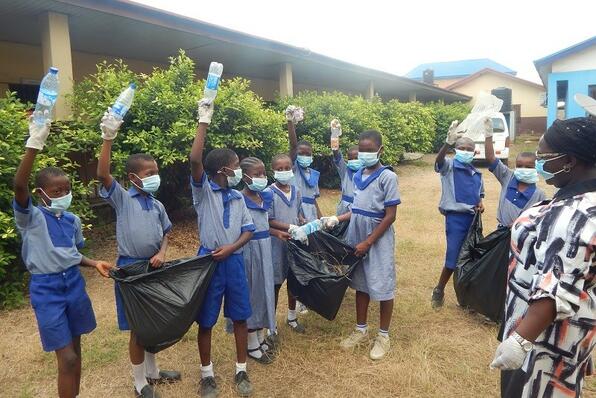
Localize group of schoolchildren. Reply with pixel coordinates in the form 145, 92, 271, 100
13, 95, 546, 398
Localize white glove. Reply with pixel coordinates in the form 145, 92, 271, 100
290, 226, 309, 245
26, 113, 51, 150
285, 105, 304, 124
100, 108, 123, 140
445, 120, 463, 146
321, 216, 339, 230
330, 119, 342, 150
198, 99, 214, 124
482, 116, 493, 138
489, 335, 529, 370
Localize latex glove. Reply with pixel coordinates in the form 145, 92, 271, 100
290, 226, 308, 245
445, 119, 462, 146
490, 336, 528, 370
100, 108, 123, 140
288, 224, 300, 236
330, 119, 342, 150
482, 116, 493, 138
321, 216, 339, 230
285, 105, 304, 124
26, 113, 51, 150
197, 99, 214, 124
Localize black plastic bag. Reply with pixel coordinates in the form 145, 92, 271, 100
453, 212, 511, 322
110, 256, 216, 353
327, 220, 350, 241
286, 231, 362, 320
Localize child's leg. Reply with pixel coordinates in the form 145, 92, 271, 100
55, 342, 79, 398
197, 326, 213, 366
129, 332, 149, 393
355, 290, 370, 325
72, 336, 82, 396
287, 288, 296, 311
436, 268, 454, 290
379, 299, 394, 332
233, 320, 248, 364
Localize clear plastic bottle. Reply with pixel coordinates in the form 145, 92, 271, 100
33, 67, 59, 125
330, 119, 341, 150
110, 83, 136, 120
204, 62, 223, 102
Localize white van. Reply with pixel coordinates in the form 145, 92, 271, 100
472, 112, 510, 164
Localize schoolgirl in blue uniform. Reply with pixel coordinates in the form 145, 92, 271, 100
330, 119, 360, 215
13, 117, 112, 398
191, 100, 256, 397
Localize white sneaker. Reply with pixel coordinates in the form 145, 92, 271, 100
297, 301, 309, 314
370, 335, 390, 360
340, 329, 369, 350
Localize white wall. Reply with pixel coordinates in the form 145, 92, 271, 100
552, 45, 596, 73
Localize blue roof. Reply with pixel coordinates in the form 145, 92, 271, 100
534, 36, 596, 68
405, 59, 516, 79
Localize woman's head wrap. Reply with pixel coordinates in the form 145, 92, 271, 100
544, 117, 596, 164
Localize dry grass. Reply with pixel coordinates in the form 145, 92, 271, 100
1, 147, 595, 398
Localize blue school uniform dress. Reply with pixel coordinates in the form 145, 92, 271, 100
191, 173, 255, 328
99, 181, 172, 330
13, 198, 96, 352
346, 166, 401, 301
242, 191, 276, 331
489, 160, 547, 227
333, 152, 356, 216
267, 184, 302, 285
436, 158, 484, 270
293, 161, 320, 221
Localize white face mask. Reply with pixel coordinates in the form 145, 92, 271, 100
274, 170, 294, 184
38, 188, 73, 214
220, 167, 242, 187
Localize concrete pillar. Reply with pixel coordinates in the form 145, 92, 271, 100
408, 91, 417, 102
279, 63, 293, 98
364, 80, 375, 100
39, 12, 73, 119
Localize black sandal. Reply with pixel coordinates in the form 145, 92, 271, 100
247, 347, 274, 364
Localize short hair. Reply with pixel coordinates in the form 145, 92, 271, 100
348, 145, 359, 153
125, 153, 156, 174
204, 148, 238, 176
297, 140, 312, 148
359, 130, 382, 147
240, 156, 264, 174
517, 151, 536, 160
455, 136, 474, 147
271, 153, 292, 165
35, 166, 68, 188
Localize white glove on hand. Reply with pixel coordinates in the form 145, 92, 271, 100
285, 105, 304, 124
290, 225, 308, 245
445, 120, 462, 146
198, 99, 214, 124
330, 119, 342, 150
26, 113, 51, 150
490, 335, 528, 370
321, 216, 339, 230
482, 116, 493, 138
100, 108, 123, 140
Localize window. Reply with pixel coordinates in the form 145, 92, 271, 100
8, 84, 39, 105
491, 117, 506, 133
556, 80, 568, 120
589, 85, 596, 100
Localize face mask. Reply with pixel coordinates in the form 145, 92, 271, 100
133, 174, 161, 194
247, 176, 268, 192
455, 149, 475, 164
296, 155, 313, 168
347, 159, 363, 171
274, 170, 294, 184
358, 151, 379, 167
39, 189, 72, 214
535, 155, 567, 181
513, 168, 538, 184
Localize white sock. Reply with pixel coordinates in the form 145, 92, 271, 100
132, 362, 148, 393
144, 351, 160, 379
201, 362, 214, 379
256, 329, 269, 351
356, 324, 368, 333
379, 329, 389, 338
287, 309, 297, 321
235, 362, 247, 375
247, 331, 262, 359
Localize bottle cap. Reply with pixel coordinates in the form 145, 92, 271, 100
129, 82, 137, 89
49, 67, 59, 74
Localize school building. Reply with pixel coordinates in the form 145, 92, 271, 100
534, 36, 596, 127
0, 0, 469, 120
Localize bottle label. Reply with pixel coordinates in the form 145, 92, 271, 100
37, 91, 57, 106
112, 103, 128, 117
206, 74, 220, 90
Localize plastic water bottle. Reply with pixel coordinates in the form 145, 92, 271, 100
33, 67, 59, 125
109, 83, 136, 120
204, 62, 223, 102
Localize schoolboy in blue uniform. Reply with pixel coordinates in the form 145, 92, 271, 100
484, 127, 546, 227
97, 110, 179, 398
191, 100, 256, 398
431, 121, 485, 308
13, 117, 112, 398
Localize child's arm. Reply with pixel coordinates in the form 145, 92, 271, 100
315, 200, 323, 219
483, 117, 496, 166
354, 206, 397, 257
97, 111, 123, 189
269, 219, 292, 231
285, 105, 303, 162
80, 256, 113, 278
437, 120, 461, 168
435, 143, 452, 169
269, 227, 291, 240
190, 101, 214, 182
212, 231, 252, 261
149, 234, 169, 268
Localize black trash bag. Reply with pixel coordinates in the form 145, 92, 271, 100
453, 212, 511, 322
326, 219, 350, 241
286, 231, 363, 320
110, 256, 216, 353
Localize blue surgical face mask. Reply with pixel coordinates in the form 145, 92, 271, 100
223, 168, 243, 187
274, 170, 294, 184
296, 155, 313, 168
513, 168, 538, 184
455, 149, 475, 164
347, 159, 363, 171
133, 174, 161, 194
358, 151, 379, 167
535, 155, 567, 181
39, 189, 72, 214
247, 176, 268, 192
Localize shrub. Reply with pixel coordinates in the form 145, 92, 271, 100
426, 101, 471, 152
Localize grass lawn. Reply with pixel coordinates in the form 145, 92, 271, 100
1, 144, 594, 397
